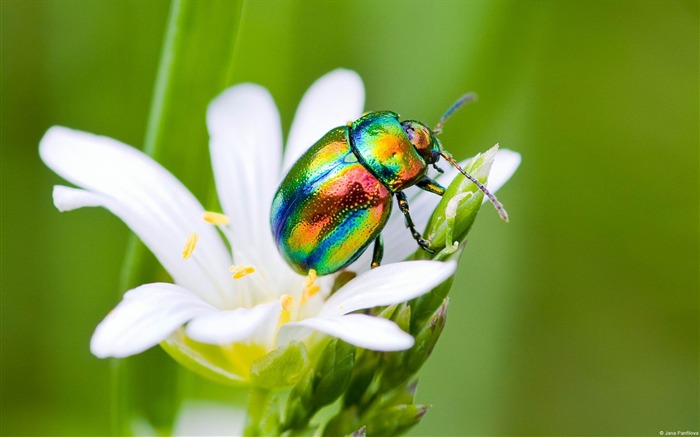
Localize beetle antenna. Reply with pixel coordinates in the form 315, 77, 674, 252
439, 150, 509, 222
433, 92, 477, 135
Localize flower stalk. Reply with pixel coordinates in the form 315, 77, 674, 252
244, 388, 277, 437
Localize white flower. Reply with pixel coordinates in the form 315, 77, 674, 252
39, 69, 520, 384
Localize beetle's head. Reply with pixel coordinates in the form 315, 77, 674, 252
401, 120, 441, 165
402, 93, 510, 222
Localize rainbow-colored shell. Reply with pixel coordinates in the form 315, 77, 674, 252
270, 111, 431, 275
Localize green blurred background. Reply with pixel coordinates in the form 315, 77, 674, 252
2, 0, 697, 435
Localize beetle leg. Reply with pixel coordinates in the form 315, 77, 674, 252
432, 163, 445, 174
416, 176, 446, 196
396, 191, 435, 253
371, 235, 384, 269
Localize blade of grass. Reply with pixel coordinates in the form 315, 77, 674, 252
113, 1, 245, 434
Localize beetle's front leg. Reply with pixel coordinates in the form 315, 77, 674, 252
371, 235, 384, 269
416, 176, 446, 196
396, 191, 434, 253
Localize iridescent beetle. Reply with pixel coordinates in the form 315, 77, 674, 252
270, 94, 507, 276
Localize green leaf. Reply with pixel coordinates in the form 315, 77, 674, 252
250, 341, 309, 390
375, 303, 398, 320
313, 339, 356, 407
342, 348, 382, 408
287, 423, 320, 437
322, 406, 360, 437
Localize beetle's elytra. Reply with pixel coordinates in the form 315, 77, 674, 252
270, 94, 507, 276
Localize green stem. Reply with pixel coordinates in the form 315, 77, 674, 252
111, 0, 245, 434
142, 0, 183, 156
244, 388, 274, 437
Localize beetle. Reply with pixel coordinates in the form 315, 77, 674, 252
270, 93, 507, 276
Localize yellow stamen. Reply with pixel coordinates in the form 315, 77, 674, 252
229, 265, 255, 279
276, 294, 295, 330
301, 269, 320, 304
202, 211, 230, 225
182, 232, 199, 260
281, 294, 295, 312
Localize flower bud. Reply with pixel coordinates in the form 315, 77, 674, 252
424, 145, 499, 254
392, 302, 411, 333
381, 299, 449, 391
405, 299, 448, 373
363, 403, 429, 436
313, 339, 356, 406
342, 348, 381, 408
383, 380, 418, 407
284, 339, 355, 431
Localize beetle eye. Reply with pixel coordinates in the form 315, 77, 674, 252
401, 121, 436, 164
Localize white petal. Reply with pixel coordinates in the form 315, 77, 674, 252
487, 149, 521, 193
320, 260, 456, 317
52, 185, 103, 211
186, 300, 281, 345
90, 283, 215, 359
283, 314, 414, 351
40, 127, 233, 307
207, 85, 293, 290
283, 69, 364, 172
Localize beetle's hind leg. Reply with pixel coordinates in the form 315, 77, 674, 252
396, 191, 434, 254
416, 176, 446, 196
371, 235, 384, 269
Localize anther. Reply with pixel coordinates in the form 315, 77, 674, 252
280, 294, 295, 312
202, 211, 230, 225
276, 294, 295, 333
182, 232, 199, 260
301, 269, 320, 304
229, 265, 255, 279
